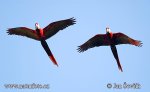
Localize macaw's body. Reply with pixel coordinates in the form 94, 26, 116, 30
7, 18, 76, 66
78, 27, 142, 72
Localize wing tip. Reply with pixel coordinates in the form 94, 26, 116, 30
135, 40, 143, 47
69, 17, 76, 24
6, 28, 12, 35
77, 46, 84, 53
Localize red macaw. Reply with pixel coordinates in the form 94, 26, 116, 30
7, 18, 76, 66
78, 27, 142, 72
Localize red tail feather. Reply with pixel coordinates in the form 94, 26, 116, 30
41, 40, 58, 66
49, 55, 58, 66
116, 59, 123, 72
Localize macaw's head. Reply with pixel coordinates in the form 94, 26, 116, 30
35, 23, 40, 30
106, 27, 113, 38
106, 27, 111, 33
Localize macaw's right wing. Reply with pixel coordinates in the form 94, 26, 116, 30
77, 34, 111, 52
7, 27, 39, 41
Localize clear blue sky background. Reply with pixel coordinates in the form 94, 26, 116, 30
0, 0, 149, 92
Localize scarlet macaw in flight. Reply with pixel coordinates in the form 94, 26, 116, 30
78, 27, 142, 72
7, 18, 76, 66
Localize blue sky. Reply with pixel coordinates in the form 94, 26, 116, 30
0, 0, 150, 92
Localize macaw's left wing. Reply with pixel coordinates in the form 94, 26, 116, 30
113, 33, 142, 47
43, 17, 76, 40
7, 27, 39, 41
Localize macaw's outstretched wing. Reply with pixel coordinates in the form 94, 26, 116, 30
43, 17, 76, 40
113, 33, 142, 47
77, 34, 111, 52
7, 27, 39, 41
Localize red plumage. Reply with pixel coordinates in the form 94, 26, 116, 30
78, 29, 142, 72
7, 18, 76, 66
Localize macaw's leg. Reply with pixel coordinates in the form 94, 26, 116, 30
41, 40, 58, 66
110, 45, 123, 72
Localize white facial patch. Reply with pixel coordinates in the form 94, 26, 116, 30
35, 23, 40, 29
106, 27, 111, 33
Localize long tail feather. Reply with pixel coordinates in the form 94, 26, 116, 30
41, 40, 58, 66
110, 45, 123, 72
